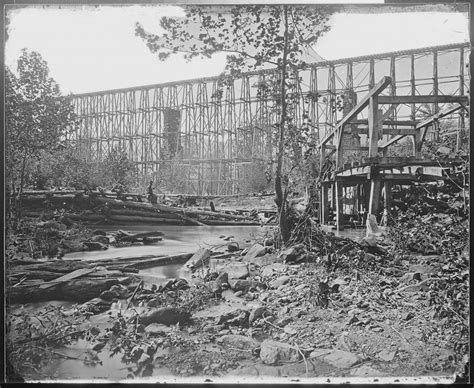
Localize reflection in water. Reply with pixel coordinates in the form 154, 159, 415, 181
64, 225, 271, 262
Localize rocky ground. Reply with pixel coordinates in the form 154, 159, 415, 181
7, 214, 469, 382
6, 178, 469, 382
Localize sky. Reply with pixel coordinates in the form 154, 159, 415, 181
4, 4, 469, 95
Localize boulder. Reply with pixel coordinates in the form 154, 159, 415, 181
278, 244, 305, 263
61, 239, 88, 252
227, 242, 240, 252
248, 253, 282, 267
84, 241, 108, 251
90, 235, 110, 244
217, 310, 249, 326
261, 263, 288, 278
245, 244, 267, 260
260, 340, 301, 365
138, 307, 191, 326
229, 279, 264, 293
249, 305, 266, 324
211, 262, 249, 280
145, 323, 173, 335
218, 334, 260, 350
270, 275, 290, 289
310, 348, 361, 369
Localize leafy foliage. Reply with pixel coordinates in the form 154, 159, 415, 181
136, 5, 332, 242
5, 50, 78, 192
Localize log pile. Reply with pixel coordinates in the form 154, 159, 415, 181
20, 190, 275, 226
6, 252, 194, 304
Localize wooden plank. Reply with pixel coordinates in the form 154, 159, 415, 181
319, 76, 392, 147
377, 95, 468, 104
326, 145, 369, 151
379, 135, 405, 149
350, 119, 416, 126
368, 98, 380, 157
39, 268, 96, 290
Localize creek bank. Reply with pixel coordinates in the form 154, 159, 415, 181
6, 195, 468, 381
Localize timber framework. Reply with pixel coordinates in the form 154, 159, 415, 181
70, 43, 469, 195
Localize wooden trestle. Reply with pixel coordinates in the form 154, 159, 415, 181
318, 76, 468, 230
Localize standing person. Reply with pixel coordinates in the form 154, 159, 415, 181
147, 180, 157, 204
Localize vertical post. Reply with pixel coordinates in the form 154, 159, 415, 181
384, 181, 393, 222
321, 183, 329, 225
336, 125, 344, 170
410, 53, 416, 121
433, 50, 439, 117
335, 180, 344, 231
369, 59, 375, 89
368, 96, 380, 158
458, 47, 465, 150
413, 129, 422, 158
310, 67, 319, 143
368, 178, 382, 216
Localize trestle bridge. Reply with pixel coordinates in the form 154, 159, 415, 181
70, 42, 469, 226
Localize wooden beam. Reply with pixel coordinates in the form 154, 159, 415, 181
368, 98, 381, 157
351, 127, 416, 136
319, 76, 392, 147
321, 184, 329, 224
350, 119, 416, 126
335, 180, 344, 231
378, 95, 468, 105
379, 105, 463, 150
416, 104, 462, 130
368, 179, 382, 215
326, 145, 369, 151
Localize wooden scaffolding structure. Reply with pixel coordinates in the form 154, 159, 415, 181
70, 43, 469, 195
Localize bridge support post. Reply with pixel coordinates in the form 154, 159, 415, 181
383, 181, 393, 225
368, 179, 382, 217
335, 180, 344, 231
320, 183, 329, 224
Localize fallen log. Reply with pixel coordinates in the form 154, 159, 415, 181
93, 197, 255, 221
109, 215, 186, 225
116, 230, 164, 241
125, 253, 193, 269
7, 278, 120, 304
39, 267, 96, 289
9, 260, 91, 274
109, 208, 181, 220
197, 219, 261, 226
23, 212, 107, 222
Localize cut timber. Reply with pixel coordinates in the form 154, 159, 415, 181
9, 261, 91, 274
39, 268, 96, 289
198, 220, 260, 226
23, 212, 107, 222
184, 248, 212, 271
109, 209, 181, 220
123, 253, 193, 270
8, 278, 120, 304
116, 230, 164, 242
109, 215, 185, 225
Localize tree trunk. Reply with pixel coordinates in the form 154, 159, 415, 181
275, 5, 291, 244
16, 153, 29, 221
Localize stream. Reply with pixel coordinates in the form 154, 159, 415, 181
10, 224, 368, 381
